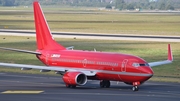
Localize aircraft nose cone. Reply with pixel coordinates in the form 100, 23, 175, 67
147, 67, 154, 74
141, 67, 154, 76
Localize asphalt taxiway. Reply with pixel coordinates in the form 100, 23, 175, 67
0, 72, 179, 101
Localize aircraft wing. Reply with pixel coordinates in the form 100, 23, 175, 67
0, 62, 96, 76
0, 47, 41, 55
148, 60, 172, 67
148, 44, 173, 67
0, 46, 75, 54
0, 47, 97, 76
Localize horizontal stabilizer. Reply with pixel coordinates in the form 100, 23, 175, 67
0, 47, 41, 55
66, 46, 74, 50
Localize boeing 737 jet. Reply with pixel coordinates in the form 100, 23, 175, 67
0, 1, 173, 91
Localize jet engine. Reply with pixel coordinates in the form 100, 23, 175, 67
63, 72, 87, 86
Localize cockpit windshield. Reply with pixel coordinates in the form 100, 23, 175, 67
132, 63, 149, 68
139, 63, 149, 66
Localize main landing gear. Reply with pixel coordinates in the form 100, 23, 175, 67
132, 82, 140, 91
100, 80, 110, 88
66, 84, 76, 88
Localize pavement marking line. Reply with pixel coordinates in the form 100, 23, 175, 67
1, 90, 44, 94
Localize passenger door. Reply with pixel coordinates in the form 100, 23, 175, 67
121, 59, 128, 72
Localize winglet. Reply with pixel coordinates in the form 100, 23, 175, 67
168, 44, 173, 61
148, 44, 173, 67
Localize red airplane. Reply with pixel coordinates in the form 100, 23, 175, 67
0, 1, 173, 91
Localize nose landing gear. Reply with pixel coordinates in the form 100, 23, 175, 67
132, 86, 139, 91
132, 82, 140, 91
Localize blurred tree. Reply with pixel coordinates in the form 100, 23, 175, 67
159, 2, 166, 10
166, 4, 174, 10
115, 0, 126, 10
126, 3, 134, 10
0, 0, 179, 10
2, 0, 15, 6
106, 4, 112, 9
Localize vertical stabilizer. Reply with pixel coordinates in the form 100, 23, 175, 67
33, 1, 65, 50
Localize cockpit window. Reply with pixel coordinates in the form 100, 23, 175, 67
132, 63, 149, 67
140, 63, 149, 66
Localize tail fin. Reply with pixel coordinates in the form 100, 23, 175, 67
33, 1, 65, 50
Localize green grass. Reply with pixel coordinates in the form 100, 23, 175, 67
0, 8, 180, 35
0, 35, 180, 82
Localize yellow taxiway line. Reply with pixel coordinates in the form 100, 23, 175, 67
2, 90, 44, 94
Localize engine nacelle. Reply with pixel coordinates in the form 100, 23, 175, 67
62, 72, 87, 86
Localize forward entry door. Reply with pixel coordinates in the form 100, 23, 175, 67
121, 59, 128, 72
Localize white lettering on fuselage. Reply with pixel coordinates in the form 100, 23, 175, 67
51, 54, 61, 58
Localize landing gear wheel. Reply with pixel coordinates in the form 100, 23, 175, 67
100, 80, 110, 88
105, 80, 110, 88
100, 81, 105, 88
66, 84, 71, 88
72, 85, 76, 88
65, 84, 76, 88
132, 86, 139, 91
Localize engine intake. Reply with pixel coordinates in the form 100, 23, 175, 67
63, 72, 87, 86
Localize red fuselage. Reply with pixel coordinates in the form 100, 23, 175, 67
0, 1, 172, 92
37, 49, 153, 83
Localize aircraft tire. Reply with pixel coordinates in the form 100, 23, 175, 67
100, 80, 105, 88
100, 80, 110, 88
132, 86, 139, 91
105, 80, 110, 88
66, 84, 76, 88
